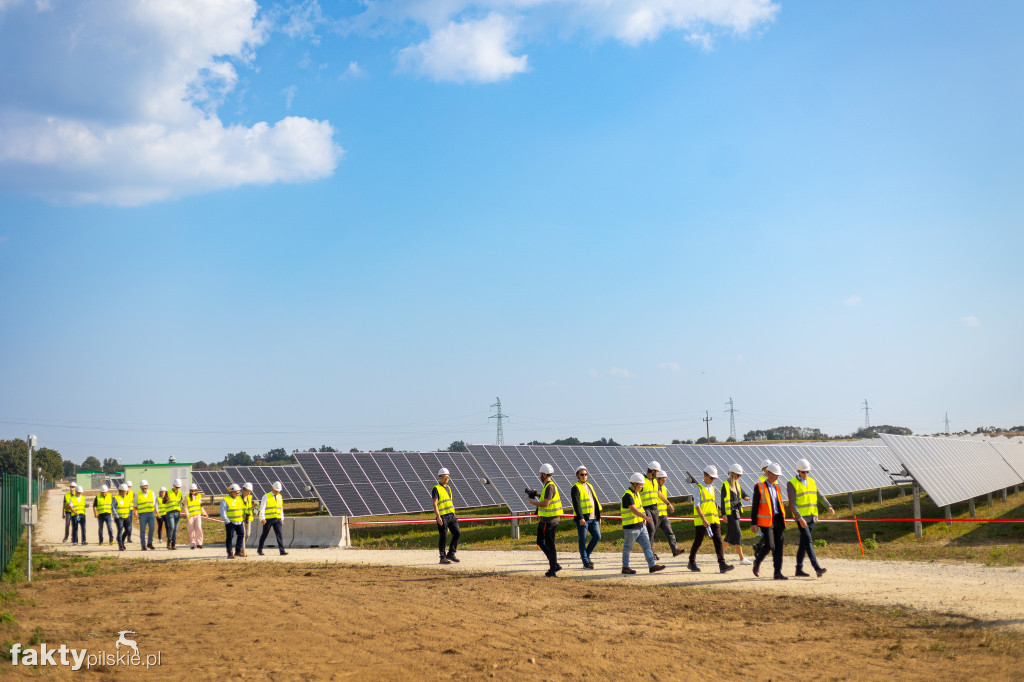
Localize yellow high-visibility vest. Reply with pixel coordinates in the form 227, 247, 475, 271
537, 481, 562, 518
224, 495, 244, 523
165, 489, 183, 511
790, 476, 819, 518
640, 476, 659, 507
264, 493, 283, 520
693, 483, 719, 526
573, 482, 601, 516
242, 494, 254, 521
114, 494, 132, 519
433, 484, 455, 516
656, 482, 669, 516
71, 494, 86, 515
135, 490, 156, 514
186, 494, 203, 517
95, 493, 112, 515
621, 489, 644, 526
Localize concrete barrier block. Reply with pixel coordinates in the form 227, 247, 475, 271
244, 517, 348, 549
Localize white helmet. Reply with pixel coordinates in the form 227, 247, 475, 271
159, 486, 167, 492
796, 458, 811, 472
190, 483, 198, 491
656, 470, 667, 479
437, 468, 450, 476
243, 482, 254, 491
229, 483, 240, 492
760, 459, 772, 469
629, 472, 645, 484
140, 479, 148, 487
729, 463, 744, 475
538, 463, 554, 475
119, 483, 128, 491
272, 481, 282, 492
646, 460, 661, 471
703, 465, 719, 479
575, 465, 588, 474
126, 481, 133, 487
75, 485, 83, 492
767, 462, 782, 475
173, 478, 182, 487
100, 484, 109, 492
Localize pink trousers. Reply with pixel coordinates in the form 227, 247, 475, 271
187, 515, 204, 546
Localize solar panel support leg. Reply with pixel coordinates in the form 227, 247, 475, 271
510, 512, 519, 540
877, 488, 883, 504
847, 492, 854, 511
968, 498, 975, 518
899, 486, 905, 499
986, 493, 994, 508
1002, 488, 1008, 503
944, 505, 952, 527
912, 484, 922, 539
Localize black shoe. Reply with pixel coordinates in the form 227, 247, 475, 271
752, 561, 761, 577
687, 562, 701, 572
649, 564, 666, 573
198, 545, 202, 549
583, 562, 594, 569
795, 570, 811, 577
227, 553, 235, 559
672, 548, 685, 557
439, 556, 451, 564
257, 550, 264, 556
544, 570, 557, 577
446, 553, 459, 563
774, 574, 788, 581
815, 567, 827, 578
720, 564, 735, 574
621, 567, 636, 574
147, 543, 155, 550
554, 564, 562, 572
140, 547, 146, 551
280, 551, 288, 556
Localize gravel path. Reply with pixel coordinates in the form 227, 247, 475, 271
39, 490, 1024, 629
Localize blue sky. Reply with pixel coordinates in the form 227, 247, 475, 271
1, 1, 1022, 465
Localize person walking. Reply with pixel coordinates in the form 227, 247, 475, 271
651, 470, 685, 558
164, 479, 184, 550
432, 468, 461, 565
93, 484, 115, 546
527, 463, 562, 577
114, 484, 133, 551
124, 481, 135, 544
721, 464, 752, 565
621, 473, 666, 575
750, 462, 788, 580
62, 486, 76, 543
257, 481, 288, 557
687, 466, 734, 574
134, 480, 157, 551
752, 458, 772, 556
155, 487, 168, 544
241, 483, 256, 548
788, 458, 834, 578
70, 486, 87, 544
185, 483, 205, 549
221, 484, 246, 558
570, 465, 601, 569
640, 460, 662, 559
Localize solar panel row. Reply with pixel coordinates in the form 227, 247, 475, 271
294, 451, 504, 518
224, 465, 312, 500
190, 470, 235, 493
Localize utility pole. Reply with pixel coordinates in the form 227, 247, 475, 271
489, 397, 509, 445
862, 399, 871, 428
725, 398, 737, 441
702, 411, 713, 443
944, 412, 951, 435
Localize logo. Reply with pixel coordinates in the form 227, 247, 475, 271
10, 632, 162, 670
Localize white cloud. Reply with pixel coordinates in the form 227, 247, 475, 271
283, 85, 298, 109
280, 0, 326, 44
844, 295, 863, 307
658, 361, 680, 372
342, 61, 365, 79
609, 367, 634, 378
961, 316, 981, 328
0, 0, 340, 205
589, 369, 601, 378
398, 13, 527, 83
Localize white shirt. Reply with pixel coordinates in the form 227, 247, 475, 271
258, 492, 285, 521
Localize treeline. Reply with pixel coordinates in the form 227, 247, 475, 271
525, 437, 621, 447
0, 438, 67, 479
740, 425, 912, 442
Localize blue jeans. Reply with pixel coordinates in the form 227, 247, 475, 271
796, 518, 821, 571
576, 519, 601, 562
622, 525, 656, 569
71, 514, 86, 543
96, 513, 114, 543
137, 512, 155, 548
165, 511, 181, 544
117, 516, 132, 547
225, 522, 244, 555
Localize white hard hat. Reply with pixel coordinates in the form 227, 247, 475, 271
538, 463, 554, 475
729, 463, 744, 475
190, 484, 198, 491
437, 468, 450, 476
126, 481, 133, 487
629, 472, 645, 484
703, 465, 719, 479
760, 459, 772, 469
647, 460, 661, 471
75, 485, 83, 492
140, 479, 148, 487
119, 483, 128, 491
796, 458, 811, 472
229, 484, 240, 492
100, 484, 109, 492
243, 482, 254, 491
272, 481, 282, 492
767, 462, 782, 475
656, 470, 667, 479
173, 478, 182, 487
159, 486, 167, 492
575, 465, 588, 474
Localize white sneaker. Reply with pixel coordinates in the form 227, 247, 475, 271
739, 558, 753, 565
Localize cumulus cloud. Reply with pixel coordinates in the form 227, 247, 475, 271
961, 316, 981, 328
609, 367, 634, 378
398, 14, 527, 83
844, 295, 863, 307
342, 61, 366, 79
0, 0, 340, 205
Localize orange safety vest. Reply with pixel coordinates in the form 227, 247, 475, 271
754, 481, 787, 528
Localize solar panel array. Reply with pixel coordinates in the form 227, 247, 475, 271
224, 465, 312, 499
103, 477, 125, 490
190, 470, 235, 492
294, 451, 505, 518
989, 441, 1024, 481
879, 434, 1024, 507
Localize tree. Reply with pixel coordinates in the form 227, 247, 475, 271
318, 445, 337, 453
35, 447, 65, 480
0, 439, 28, 476
102, 457, 120, 474
743, 426, 829, 442
378, 447, 395, 452
141, 459, 155, 465
192, 461, 209, 471
63, 459, 78, 478
80, 456, 103, 471
349, 447, 359, 453
852, 425, 912, 439
695, 436, 718, 444
446, 441, 468, 452
223, 451, 252, 466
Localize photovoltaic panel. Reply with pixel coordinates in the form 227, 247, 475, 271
190, 470, 237, 493
879, 434, 1024, 507
983, 441, 1024, 483
103, 477, 125, 490
293, 451, 502, 518
223, 465, 312, 500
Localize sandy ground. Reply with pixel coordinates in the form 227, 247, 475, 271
38, 489, 1024, 630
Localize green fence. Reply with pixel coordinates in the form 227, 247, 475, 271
0, 473, 47, 577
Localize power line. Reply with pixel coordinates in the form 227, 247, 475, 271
702, 410, 713, 443
944, 412, 951, 435
489, 397, 509, 445
725, 398, 737, 441
862, 399, 871, 428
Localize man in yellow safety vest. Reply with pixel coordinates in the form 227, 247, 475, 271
433, 468, 460, 564
570, 465, 601, 569
527, 463, 562, 577
220, 484, 246, 558
621, 473, 665, 575
93, 484, 114, 546
257, 481, 288, 557
687, 466, 735, 574
62, 485, 76, 543
114, 484, 133, 551
70, 485, 87, 544
787, 458, 834, 578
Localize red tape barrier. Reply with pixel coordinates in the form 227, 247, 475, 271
349, 514, 1024, 526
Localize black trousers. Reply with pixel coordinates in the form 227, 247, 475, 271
156, 515, 166, 539
689, 522, 726, 565
63, 511, 73, 541
117, 516, 132, 547
437, 514, 460, 556
225, 522, 244, 555
643, 505, 659, 547
258, 519, 286, 553
753, 515, 786, 575
536, 519, 559, 570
